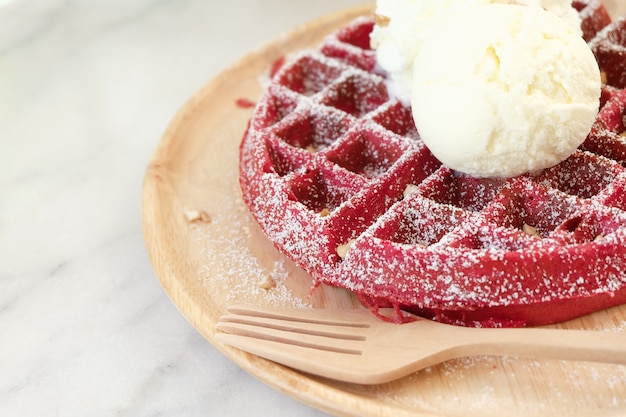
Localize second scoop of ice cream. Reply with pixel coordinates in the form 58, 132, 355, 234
411, 4, 601, 178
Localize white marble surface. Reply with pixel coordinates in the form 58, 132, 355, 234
0, 1, 366, 415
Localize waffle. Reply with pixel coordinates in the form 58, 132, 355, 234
239, 1, 626, 327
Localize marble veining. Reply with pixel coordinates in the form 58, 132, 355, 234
0, 1, 364, 416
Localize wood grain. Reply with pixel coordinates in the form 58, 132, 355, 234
142, 4, 626, 416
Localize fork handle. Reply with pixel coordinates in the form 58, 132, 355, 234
463, 327, 626, 365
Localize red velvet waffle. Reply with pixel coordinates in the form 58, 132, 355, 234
239, 1, 626, 327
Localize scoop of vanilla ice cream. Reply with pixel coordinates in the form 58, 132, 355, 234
370, 0, 582, 99
411, 5, 600, 178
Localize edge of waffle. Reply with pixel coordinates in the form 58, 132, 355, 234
239, 1, 626, 327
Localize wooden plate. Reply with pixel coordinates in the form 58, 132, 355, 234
142, 4, 626, 416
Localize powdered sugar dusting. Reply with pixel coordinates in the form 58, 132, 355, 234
190, 184, 311, 310
385, 352, 626, 415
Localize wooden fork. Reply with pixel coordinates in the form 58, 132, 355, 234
215, 305, 626, 385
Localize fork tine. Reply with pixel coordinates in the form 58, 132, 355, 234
226, 306, 371, 327
216, 320, 364, 355
219, 314, 366, 340
217, 313, 367, 353
223, 306, 372, 338
215, 331, 374, 381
